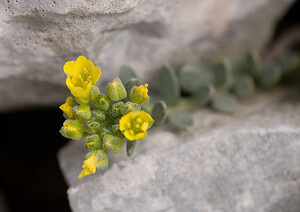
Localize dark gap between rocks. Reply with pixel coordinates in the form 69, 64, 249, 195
0, 108, 71, 212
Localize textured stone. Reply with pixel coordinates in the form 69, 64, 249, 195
58, 87, 300, 211
0, 0, 295, 111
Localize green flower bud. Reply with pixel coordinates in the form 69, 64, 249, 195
120, 102, 141, 115
85, 150, 97, 159
60, 119, 83, 140
91, 93, 111, 111
110, 102, 125, 118
85, 134, 103, 151
112, 124, 124, 139
72, 105, 92, 123
124, 78, 141, 102
92, 109, 106, 122
85, 149, 108, 169
90, 85, 100, 100
98, 127, 113, 139
103, 134, 125, 154
84, 119, 101, 134
75, 97, 89, 105
107, 77, 127, 101
95, 149, 109, 169
130, 84, 149, 105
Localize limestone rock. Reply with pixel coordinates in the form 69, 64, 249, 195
58, 88, 300, 211
0, 0, 295, 111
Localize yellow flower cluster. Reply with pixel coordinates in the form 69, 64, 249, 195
59, 56, 155, 179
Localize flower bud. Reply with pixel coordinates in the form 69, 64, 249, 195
95, 149, 109, 169
120, 102, 141, 115
75, 97, 89, 105
130, 84, 149, 105
90, 85, 100, 100
60, 119, 83, 140
72, 105, 92, 123
110, 102, 124, 118
112, 124, 124, 139
91, 93, 111, 111
92, 109, 106, 122
99, 127, 113, 138
85, 134, 103, 151
107, 77, 127, 101
103, 134, 125, 154
84, 119, 101, 134
78, 149, 108, 178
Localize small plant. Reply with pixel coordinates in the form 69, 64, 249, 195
59, 56, 154, 178
144, 50, 300, 130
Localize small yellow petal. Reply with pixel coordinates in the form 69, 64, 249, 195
78, 154, 99, 178
124, 131, 135, 141
140, 122, 149, 132
71, 87, 89, 98
59, 96, 74, 118
66, 96, 73, 105
134, 131, 147, 140
78, 168, 92, 179
129, 129, 134, 135
66, 77, 75, 90
63, 61, 76, 76
139, 111, 154, 126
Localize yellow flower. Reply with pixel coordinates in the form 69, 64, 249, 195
59, 96, 74, 118
64, 56, 101, 99
130, 84, 149, 105
78, 154, 99, 179
119, 110, 154, 141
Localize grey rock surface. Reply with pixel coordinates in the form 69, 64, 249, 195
58, 87, 300, 212
0, 0, 295, 111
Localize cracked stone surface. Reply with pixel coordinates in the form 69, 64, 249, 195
0, 0, 295, 111
58, 87, 300, 212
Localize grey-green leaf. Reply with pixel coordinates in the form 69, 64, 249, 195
260, 64, 282, 88
158, 64, 180, 106
152, 101, 167, 125
119, 65, 138, 85
126, 140, 137, 157
195, 83, 215, 105
243, 51, 262, 77
211, 93, 238, 113
233, 75, 255, 98
279, 51, 300, 74
179, 64, 212, 94
214, 58, 233, 87
168, 111, 194, 130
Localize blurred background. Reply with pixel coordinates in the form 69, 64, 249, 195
1, 0, 300, 211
